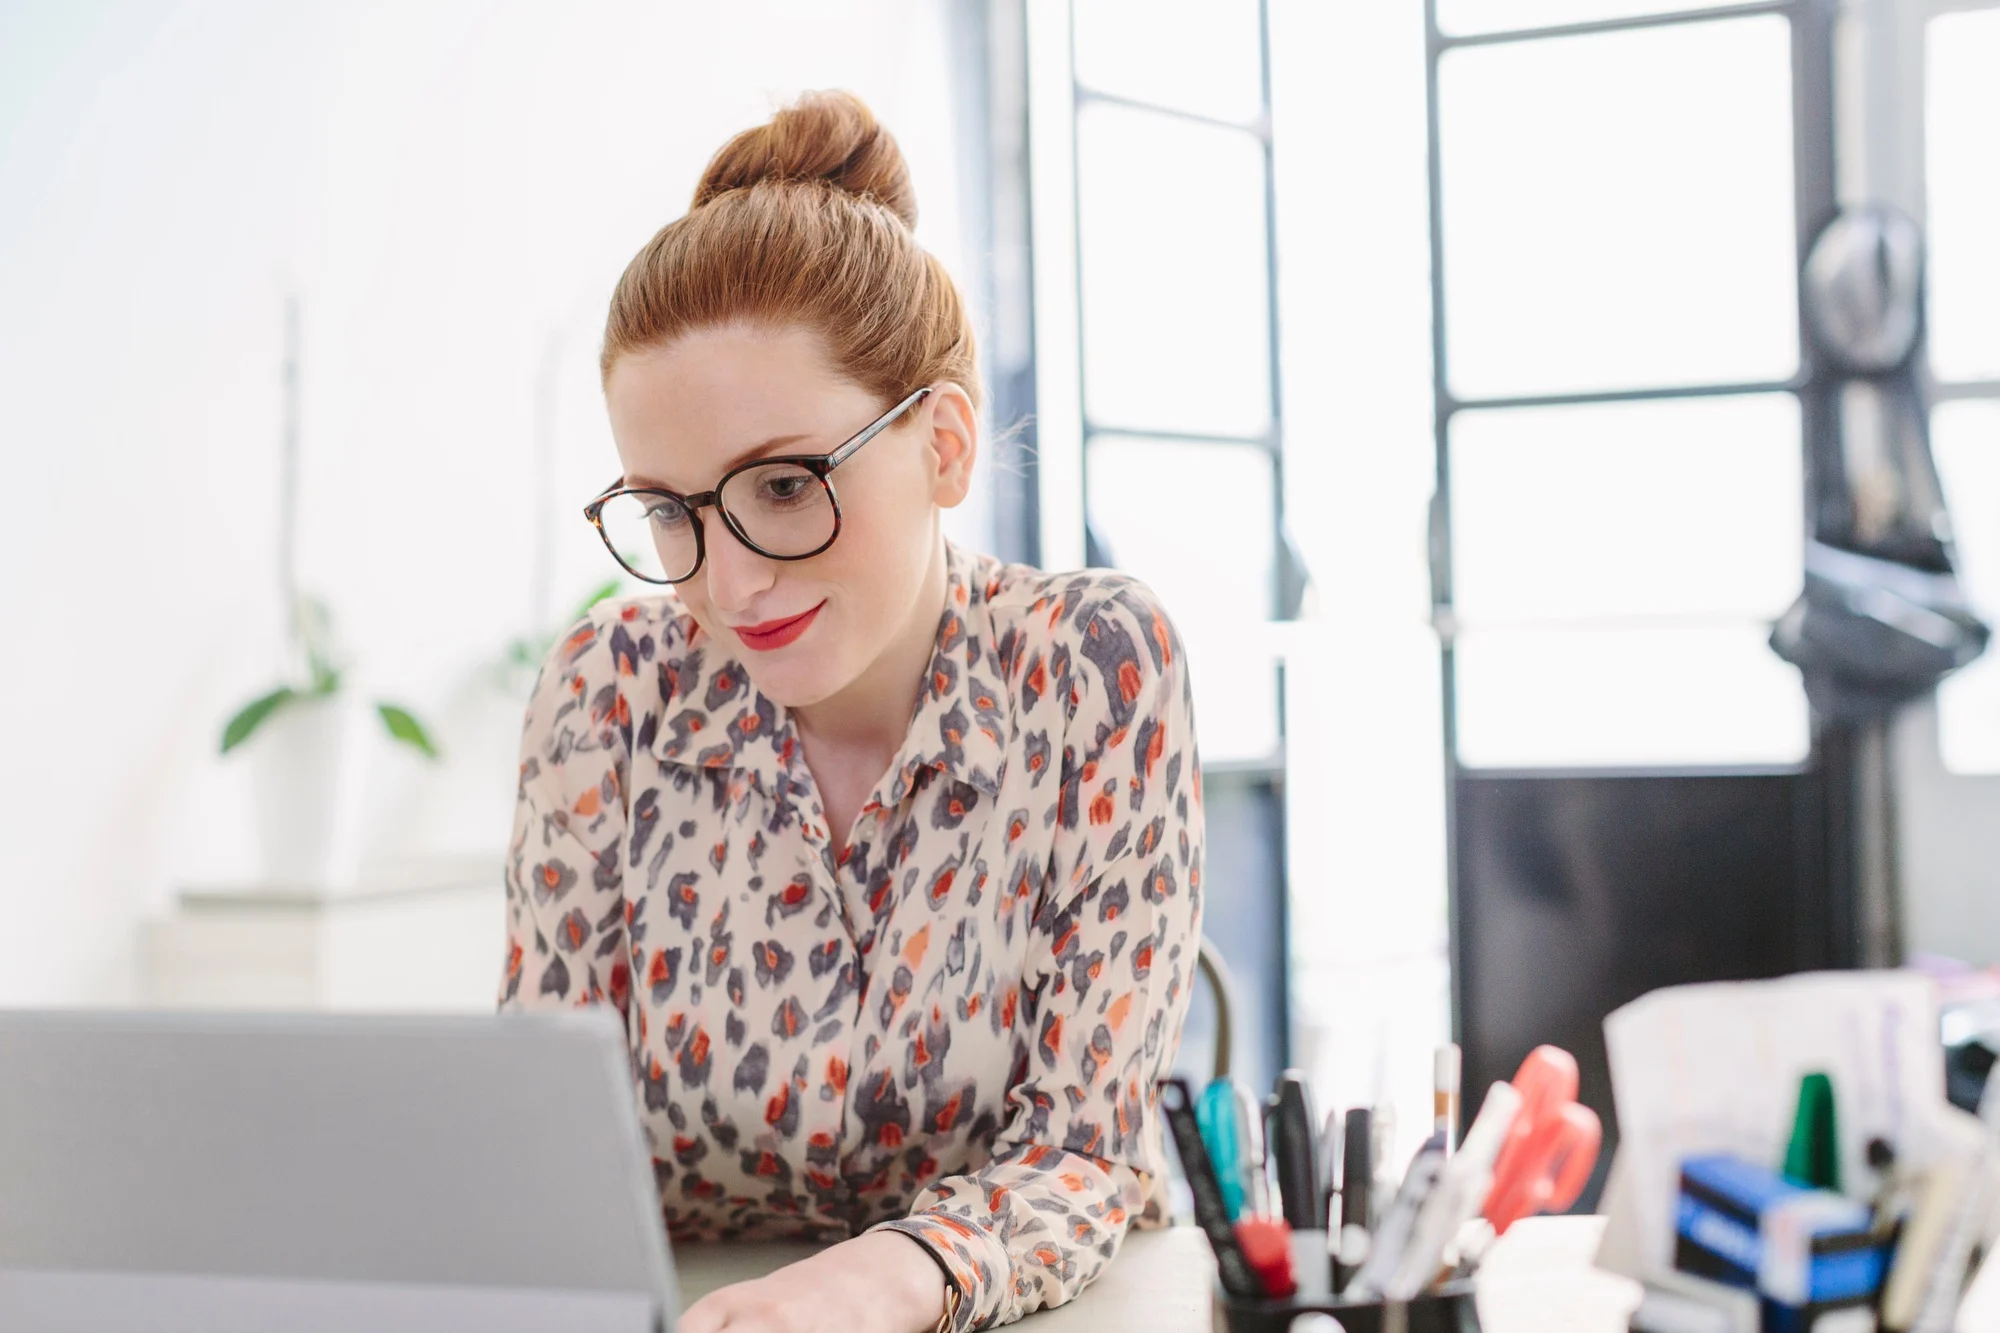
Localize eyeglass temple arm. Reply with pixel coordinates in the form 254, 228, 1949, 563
825, 386, 932, 471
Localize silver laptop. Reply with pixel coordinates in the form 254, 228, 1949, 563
0, 1008, 678, 1333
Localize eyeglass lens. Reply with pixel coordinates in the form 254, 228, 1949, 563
594, 461, 837, 581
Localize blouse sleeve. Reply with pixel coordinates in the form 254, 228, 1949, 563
873, 583, 1205, 1329
497, 609, 635, 1018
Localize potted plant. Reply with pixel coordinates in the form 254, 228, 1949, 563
214, 297, 443, 887
219, 595, 440, 887
490, 577, 624, 693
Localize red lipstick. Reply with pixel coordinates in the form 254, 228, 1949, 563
733, 601, 824, 652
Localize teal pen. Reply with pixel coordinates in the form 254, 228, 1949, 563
1195, 1079, 1247, 1219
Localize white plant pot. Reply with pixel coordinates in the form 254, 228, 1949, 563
356, 676, 523, 874
245, 693, 352, 889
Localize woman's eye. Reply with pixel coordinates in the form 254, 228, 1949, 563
762, 476, 811, 502
644, 502, 690, 528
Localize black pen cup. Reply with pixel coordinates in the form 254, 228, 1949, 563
1216, 1279, 1481, 1333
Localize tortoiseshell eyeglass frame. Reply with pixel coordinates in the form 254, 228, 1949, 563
582, 385, 933, 585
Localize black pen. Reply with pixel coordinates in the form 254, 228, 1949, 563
1320, 1107, 1345, 1252
1159, 1076, 1266, 1299
1268, 1071, 1328, 1297
1335, 1106, 1373, 1291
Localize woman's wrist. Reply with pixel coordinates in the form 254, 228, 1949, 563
889, 1228, 962, 1332
675, 1226, 955, 1333
834, 1229, 953, 1333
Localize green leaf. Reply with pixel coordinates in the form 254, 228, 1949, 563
220, 687, 298, 755
572, 578, 623, 620
376, 702, 440, 760
306, 657, 342, 696
295, 594, 345, 694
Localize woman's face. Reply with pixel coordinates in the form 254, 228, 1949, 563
603, 323, 976, 708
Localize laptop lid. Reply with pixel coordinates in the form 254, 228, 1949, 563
0, 1008, 676, 1325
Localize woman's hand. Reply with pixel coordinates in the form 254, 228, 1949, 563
676, 1229, 952, 1333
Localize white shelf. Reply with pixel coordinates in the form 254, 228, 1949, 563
141, 863, 506, 1014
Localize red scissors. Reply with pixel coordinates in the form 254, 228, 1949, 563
1482, 1045, 1603, 1235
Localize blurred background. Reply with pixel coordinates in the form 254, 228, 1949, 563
1, 0, 1995, 1199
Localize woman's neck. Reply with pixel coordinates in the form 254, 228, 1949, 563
790, 533, 951, 767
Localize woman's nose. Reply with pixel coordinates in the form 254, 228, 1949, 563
698, 510, 777, 613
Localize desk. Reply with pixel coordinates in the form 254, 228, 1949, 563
674, 1215, 1641, 1332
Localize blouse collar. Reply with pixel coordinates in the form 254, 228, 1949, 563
645, 542, 1008, 806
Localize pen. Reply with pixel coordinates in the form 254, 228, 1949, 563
1377, 1080, 1524, 1300
1229, 1079, 1294, 1298
1335, 1106, 1373, 1291
1268, 1070, 1328, 1298
1196, 1078, 1247, 1220
1235, 1211, 1298, 1299
1369, 1101, 1398, 1230
1435, 1043, 1461, 1155
1319, 1106, 1344, 1287
1159, 1076, 1266, 1299
1347, 1130, 1450, 1300
1232, 1078, 1271, 1217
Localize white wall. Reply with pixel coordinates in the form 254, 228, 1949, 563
0, 0, 976, 1006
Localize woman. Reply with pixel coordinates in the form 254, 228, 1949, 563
499, 90, 1204, 1333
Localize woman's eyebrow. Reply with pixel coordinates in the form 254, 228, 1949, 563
625, 431, 817, 490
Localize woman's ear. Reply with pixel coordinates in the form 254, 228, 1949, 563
925, 384, 980, 509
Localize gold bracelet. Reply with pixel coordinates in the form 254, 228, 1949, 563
932, 1277, 962, 1333
889, 1225, 964, 1333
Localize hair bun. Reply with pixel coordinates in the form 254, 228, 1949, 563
693, 90, 916, 229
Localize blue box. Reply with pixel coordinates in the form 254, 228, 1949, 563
1674, 1154, 1889, 1308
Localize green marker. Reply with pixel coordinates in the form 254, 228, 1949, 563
1783, 1071, 1841, 1192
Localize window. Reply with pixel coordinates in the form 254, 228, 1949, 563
1933, 403, 2000, 773
1437, 15, 1799, 401
1435, 0, 1769, 35
1925, 9, 2000, 385
1450, 394, 1807, 767
1431, 8, 1812, 770
1074, 105, 1272, 443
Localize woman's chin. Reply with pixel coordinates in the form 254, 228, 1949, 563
743, 654, 853, 713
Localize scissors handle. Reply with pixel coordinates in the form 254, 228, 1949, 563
1484, 1101, 1602, 1234
1484, 1046, 1603, 1235
1489, 1047, 1573, 1184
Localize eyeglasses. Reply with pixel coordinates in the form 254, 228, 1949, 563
583, 386, 932, 585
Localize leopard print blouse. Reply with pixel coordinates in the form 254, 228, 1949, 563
499, 541, 1204, 1328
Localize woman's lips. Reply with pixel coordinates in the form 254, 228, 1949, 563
732, 601, 825, 652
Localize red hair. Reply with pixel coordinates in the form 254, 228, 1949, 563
601, 90, 980, 409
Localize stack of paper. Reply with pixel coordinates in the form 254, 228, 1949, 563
1593, 971, 2000, 1329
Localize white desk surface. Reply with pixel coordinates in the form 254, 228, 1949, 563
673, 1215, 1641, 1332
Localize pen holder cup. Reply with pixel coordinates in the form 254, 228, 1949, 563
1217, 1281, 1481, 1333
